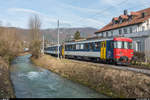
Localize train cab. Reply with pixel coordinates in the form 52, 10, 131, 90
113, 37, 134, 65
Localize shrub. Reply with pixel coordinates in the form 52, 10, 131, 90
29, 40, 41, 58
132, 51, 145, 65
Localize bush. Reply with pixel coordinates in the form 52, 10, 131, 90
29, 40, 41, 58
132, 52, 145, 65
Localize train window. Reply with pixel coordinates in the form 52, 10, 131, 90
95, 42, 101, 49
124, 42, 128, 49
84, 43, 89, 50
128, 42, 133, 49
76, 44, 79, 50
66, 45, 69, 50
110, 42, 114, 48
114, 41, 133, 49
79, 44, 81, 49
114, 41, 123, 49
65, 46, 68, 50
117, 42, 123, 48
72, 44, 76, 50
71, 45, 73, 50
70, 45, 72, 50
71, 45, 74, 50
89, 43, 94, 50
80, 44, 84, 49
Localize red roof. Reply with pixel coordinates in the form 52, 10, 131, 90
113, 17, 119, 20
120, 15, 128, 19
95, 7, 150, 34
131, 11, 139, 16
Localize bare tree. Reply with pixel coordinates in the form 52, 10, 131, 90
0, 27, 23, 64
29, 14, 42, 58
29, 15, 42, 41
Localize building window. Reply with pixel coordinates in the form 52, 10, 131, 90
124, 28, 127, 34
119, 29, 122, 35
111, 31, 113, 37
106, 32, 108, 37
101, 32, 103, 37
130, 27, 132, 33
147, 20, 149, 27
136, 42, 142, 52
142, 26, 145, 31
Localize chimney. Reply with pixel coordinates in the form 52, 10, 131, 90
124, 10, 128, 15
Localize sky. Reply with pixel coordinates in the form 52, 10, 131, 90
0, 0, 150, 29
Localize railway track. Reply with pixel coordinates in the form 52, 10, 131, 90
65, 58, 150, 76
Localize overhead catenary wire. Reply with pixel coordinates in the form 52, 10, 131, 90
74, 0, 130, 28
88, 0, 129, 19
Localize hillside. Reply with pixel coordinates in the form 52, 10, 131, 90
42, 27, 98, 43
3, 27, 98, 43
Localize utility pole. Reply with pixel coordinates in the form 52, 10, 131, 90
42, 33, 45, 55
57, 20, 60, 59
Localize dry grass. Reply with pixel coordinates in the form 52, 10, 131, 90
32, 54, 150, 98
0, 57, 15, 98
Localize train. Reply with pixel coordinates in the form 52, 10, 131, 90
44, 37, 134, 65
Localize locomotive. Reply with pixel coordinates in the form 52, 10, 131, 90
44, 37, 134, 65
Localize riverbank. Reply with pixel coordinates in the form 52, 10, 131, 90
31, 54, 150, 98
0, 52, 29, 98
0, 57, 15, 98
18, 52, 30, 56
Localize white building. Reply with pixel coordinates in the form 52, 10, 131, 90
95, 7, 150, 53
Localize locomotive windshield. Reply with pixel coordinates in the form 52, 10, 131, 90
114, 41, 133, 49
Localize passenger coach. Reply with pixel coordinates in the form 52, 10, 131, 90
45, 37, 134, 65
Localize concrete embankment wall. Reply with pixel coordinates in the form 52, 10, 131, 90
32, 55, 150, 98
0, 57, 15, 98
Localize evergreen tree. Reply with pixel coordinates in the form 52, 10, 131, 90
74, 31, 81, 40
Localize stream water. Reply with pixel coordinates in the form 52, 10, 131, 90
10, 54, 107, 98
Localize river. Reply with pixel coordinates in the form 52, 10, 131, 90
10, 54, 107, 98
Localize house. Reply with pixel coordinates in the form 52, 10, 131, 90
95, 7, 150, 54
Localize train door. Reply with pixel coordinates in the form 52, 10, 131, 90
62, 43, 65, 58
100, 41, 106, 60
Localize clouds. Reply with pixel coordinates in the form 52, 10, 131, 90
8, 8, 72, 28
59, 3, 101, 14
8, 8, 42, 15
0, 0, 150, 29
